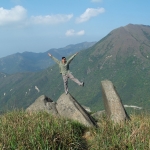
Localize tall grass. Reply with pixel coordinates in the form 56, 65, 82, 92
0, 110, 150, 149
88, 112, 150, 150
0, 110, 87, 150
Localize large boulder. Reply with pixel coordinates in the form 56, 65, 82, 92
26, 95, 58, 116
101, 80, 130, 123
56, 93, 97, 127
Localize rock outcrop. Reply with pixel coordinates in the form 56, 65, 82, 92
56, 93, 96, 127
101, 80, 130, 123
91, 110, 105, 121
26, 93, 97, 127
26, 95, 58, 116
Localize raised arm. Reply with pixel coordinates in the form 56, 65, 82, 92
48, 53, 60, 64
67, 52, 78, 64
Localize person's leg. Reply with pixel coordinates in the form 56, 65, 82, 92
62, 75, 69, 94
68, 73, 83, 86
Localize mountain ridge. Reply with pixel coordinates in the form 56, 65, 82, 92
1, 24, 150, 112
0, 41, 96, 74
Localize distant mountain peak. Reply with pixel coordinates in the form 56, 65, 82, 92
0, 42, 96, 74
93, 24, 150, 61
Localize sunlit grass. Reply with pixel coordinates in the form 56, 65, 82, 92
88, 112, 150, 150
0, 110, 150, 149
0, 110, 87, 150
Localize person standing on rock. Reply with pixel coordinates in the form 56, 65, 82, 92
48, 52, 84, 94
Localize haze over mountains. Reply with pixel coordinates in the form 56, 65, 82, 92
0, 42, 95, 74
1, 24, 150, 112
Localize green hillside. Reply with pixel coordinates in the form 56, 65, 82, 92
1, 24, 150, 112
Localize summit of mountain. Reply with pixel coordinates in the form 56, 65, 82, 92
0, 24, 150, 112
92, 24, 150, 60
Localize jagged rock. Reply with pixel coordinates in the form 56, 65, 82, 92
101, 80, 130, 123
91, 110, 105, 121
26, 95, 58, 115
26, 93, 97, 127
56, 93, 97, 127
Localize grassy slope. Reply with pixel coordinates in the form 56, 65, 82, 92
0, 110, 150, 149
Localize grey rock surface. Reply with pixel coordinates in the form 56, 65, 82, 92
56, 93, 97, 127
101, 80, 130, 123
91, 110, 105, 121
26, 95, 58, 115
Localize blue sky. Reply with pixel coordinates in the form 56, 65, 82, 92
0, 0, 150, 58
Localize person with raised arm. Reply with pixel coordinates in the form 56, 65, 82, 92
48, 52, 84, 94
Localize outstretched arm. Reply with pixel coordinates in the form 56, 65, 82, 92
67, 52, 78, 64
48, 53, 60, 64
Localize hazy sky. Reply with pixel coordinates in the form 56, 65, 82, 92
0, 0, 150, 58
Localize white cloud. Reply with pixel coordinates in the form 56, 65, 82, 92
65, 29, 85, 36
91, 0, 103, 2
66, 29, 75, 36
0, 5, 27, 26
76, 7, 105, 23
0, 5, 73, 27
31, 14, 73, 25
77, 30, 85, 36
